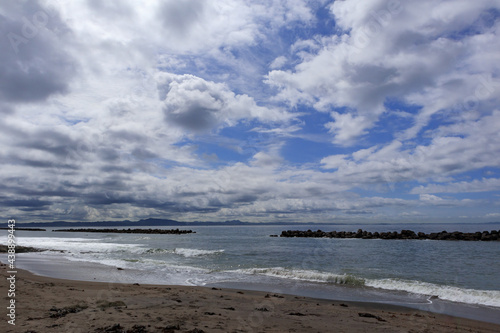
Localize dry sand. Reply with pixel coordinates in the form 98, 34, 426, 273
1, 263, 499, 333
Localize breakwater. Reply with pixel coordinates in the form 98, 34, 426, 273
278, 229, 500, 241
0, 228, 46, 231
52, 228, 195, 234
0, 245, 45, 253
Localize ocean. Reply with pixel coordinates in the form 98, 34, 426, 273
2, 223, 500, 324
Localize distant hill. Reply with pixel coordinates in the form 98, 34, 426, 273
11, 218, 312, 228
8, 219, 499, 228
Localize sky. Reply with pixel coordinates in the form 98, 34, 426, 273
1, 0, 500, 223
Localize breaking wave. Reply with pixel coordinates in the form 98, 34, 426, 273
232, 267, 500, 307
233, 267, 365, 285
11, 237, 145, 254
173, 248, 225, 257
365, 279, 500, 307
143, 248, 171, 254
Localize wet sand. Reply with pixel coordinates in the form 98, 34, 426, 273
1, 262, 499, 333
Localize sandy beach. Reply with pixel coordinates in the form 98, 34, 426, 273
1, 262, 499, 333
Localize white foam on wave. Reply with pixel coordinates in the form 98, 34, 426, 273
5, 236, 145, 254
143, 248, 171, 254
365, 279, 500, 307
6, 236, 498, 308
61, 251, 211, 276
232, 267, 500, 308
233, 267, 364, 285
173, 248, 225, 257
64, 255, 131, 268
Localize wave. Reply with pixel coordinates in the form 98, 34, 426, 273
143, 248, 171, 254
365, 279, 500, 307
233, 267, 365, 285
173, 248, 225, 257
142, 247, 225, 257
232, 267, 500, 307
7, 237, 145, 254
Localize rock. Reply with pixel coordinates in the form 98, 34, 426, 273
49, 303, 88, 318
0, 245, 46, 253
358, 312, 386, 322
289, 312, 306, 316
53, 228, 194, 235
127, 325, 148, 333
162, 324, 181, 333
277, 229, 500, 241
0, 227, 46, 231
94, 324, 125, 333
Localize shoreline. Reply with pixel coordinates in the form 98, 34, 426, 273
2, 262, 500, 332
2, 252, 500, 325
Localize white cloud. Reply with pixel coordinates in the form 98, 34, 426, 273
0, 0, 324, 221
157, 73, 294, 133
1, 0, 499, 223
411, 178, 500, 194
419, 194, 445, 202
418, 194, 475, 207
0, 1, 77, 104
269, 56, 288, 69
251, 151, 284, 168
266, 0, 500, 145
324, 112, 373, 146
320, 154, 348, 170
319, 110, 500, 188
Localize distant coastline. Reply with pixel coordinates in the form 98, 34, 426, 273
7, 218, 500, 228
11, 218, 292, 228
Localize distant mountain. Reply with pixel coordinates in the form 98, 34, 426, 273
12, 218, 311, 228
8, 219, 499, 228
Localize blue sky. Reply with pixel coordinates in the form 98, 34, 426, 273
1, 0, 500, 223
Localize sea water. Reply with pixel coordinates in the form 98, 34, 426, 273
2, 223, 500, 323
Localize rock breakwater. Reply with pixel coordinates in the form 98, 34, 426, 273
278, 229, 500, 241
53, 228, 195, 234
0, 228, 46, 231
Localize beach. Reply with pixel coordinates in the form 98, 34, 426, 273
3, 0, 500, 331
2, 263, 499, 333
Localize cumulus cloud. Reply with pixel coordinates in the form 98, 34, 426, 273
0, 0, 318, 222
158, 73, 294, 132
266, 0, 500, 145
0, 0, 76, 104
324, 112, 373, 146
411, 178, 500, 194
418, 194, 473, 207
320, 154, 348, 170
269, 56, 288, 69
317, 109, 500, 196
0, 0, 498, 223
153, 0, 316, 54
